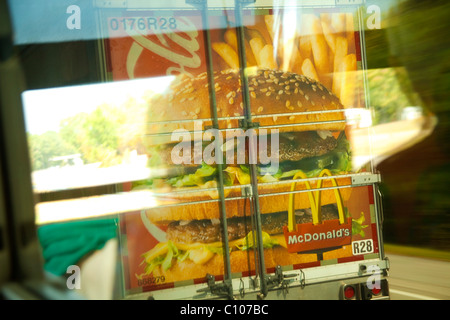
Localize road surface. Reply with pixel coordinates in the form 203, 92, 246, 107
386, 253, 450, 300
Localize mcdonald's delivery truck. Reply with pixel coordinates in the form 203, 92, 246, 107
8, 0, 391, 300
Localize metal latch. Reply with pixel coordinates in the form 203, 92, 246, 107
259, 266, 302, 298
351, 173, 381, 186
238, 118, 260, 129
336, 0, 363, 5
196, 274, 234, 299
241, 185, 253, 198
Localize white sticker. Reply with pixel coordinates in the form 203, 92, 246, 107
352, 239, 374, 255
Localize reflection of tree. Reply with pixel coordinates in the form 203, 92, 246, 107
60, 100, 144, 167
368, 67, 422, 125
80, 105, 120, 166
29, 131, 77, 170
60, 112, 88, 159
117, 96, 147, 157
29, 95, 148, 171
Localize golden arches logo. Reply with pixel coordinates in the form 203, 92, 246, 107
288, 169, 345, 232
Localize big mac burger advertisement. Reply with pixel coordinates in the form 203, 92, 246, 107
105, 6, 380, 295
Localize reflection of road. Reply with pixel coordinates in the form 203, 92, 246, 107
387, 253, 450, 300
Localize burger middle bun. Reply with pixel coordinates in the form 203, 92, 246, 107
146, 68, 346, 146
146, 176, 352, 224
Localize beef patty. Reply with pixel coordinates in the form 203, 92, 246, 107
152, 131, 337, 168
166, 204, 339, 244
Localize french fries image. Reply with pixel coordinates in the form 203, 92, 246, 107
339, 53, 357, 107
224, 29, 237, 51
321, 18, 336, 54
301, 58, 319, 82
249, 37, 265, 66
247, 15, 273, 46
264, 15, 276, 43
264, 13, 302, 74
346, 13, 356, 55
212, 11, 358, 108
332, 36, 349, 96
282, 38, 302, 74
320, 13, 331, 25
223, 29, 257, 67
212, 42, 239, 69
334, 36, 349, 72
331, 13, 346, 34
246, 28, 266, 46
309, 15, 331, 86
299, 36, 312, 61
259, 44, 278, 69
246, 24, 269, 67
263, 14, 285, 62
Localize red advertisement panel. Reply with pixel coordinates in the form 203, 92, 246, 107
104, 8, 377, 294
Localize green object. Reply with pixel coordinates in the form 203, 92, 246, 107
38, 219, 118, 276
167, 162, 217, 187
236, 231, 278, 251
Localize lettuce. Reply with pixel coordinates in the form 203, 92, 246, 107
161, 242, 175, 271
139, 241, 177, 276
167, 162, 217, 187
351, 211, 369, 238
330, 132, 352, 173
236, 231, 279, 251
224, 166, 251, 185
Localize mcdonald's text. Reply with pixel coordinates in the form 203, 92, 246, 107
287, 227, 351, 245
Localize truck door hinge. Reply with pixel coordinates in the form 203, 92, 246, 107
259, 266, 300, 298
238, 118, 260, 129
196, 274, 234, 299
351, 173, 381, 186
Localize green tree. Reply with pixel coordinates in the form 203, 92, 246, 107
59, 112, 88, 153
59, 104, 122, 166
56, 96, 148, 167
28, 131, 77, 170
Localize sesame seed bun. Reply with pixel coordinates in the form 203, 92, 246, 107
145, 68, 345, 146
